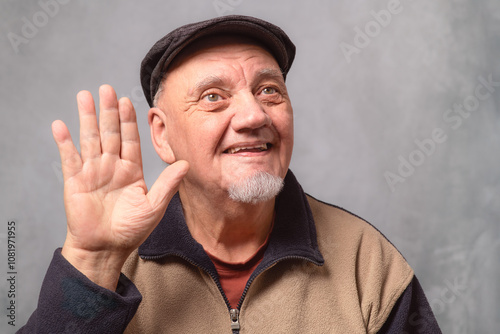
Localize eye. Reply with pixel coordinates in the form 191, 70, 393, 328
204, 93, 221, 102
262, 87, 277, 95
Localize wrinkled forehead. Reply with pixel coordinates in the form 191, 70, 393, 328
165, 34, 282, 78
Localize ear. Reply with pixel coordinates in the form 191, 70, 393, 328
148, 107, 176, 164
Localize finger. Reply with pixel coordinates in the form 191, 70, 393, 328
77, 90, 101, 162
52, 120, 82, 180
118, 96, 142, 165
147, 160, 190, 213
99, 85, 121, 156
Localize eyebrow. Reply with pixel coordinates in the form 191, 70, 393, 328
189, 75, 226, 97
253, 68, 285, 83
188, 68, 286, 96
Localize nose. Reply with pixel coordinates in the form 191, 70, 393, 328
230, 93, 272, 132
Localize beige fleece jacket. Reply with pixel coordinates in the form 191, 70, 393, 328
122, 195, 414, 333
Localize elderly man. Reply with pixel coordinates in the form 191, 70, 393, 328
21, 15, 440, 333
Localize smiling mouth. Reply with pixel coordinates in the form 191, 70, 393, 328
224, 143, 271, 154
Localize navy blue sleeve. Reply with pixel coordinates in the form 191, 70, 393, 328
18, 248, 142, 334
378, 276, 442, 334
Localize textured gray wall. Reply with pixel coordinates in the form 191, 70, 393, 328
1, 0, 499, 333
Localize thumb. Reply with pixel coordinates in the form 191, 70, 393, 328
147, 160, 189, 213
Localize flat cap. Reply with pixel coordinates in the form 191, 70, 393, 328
140, 15, 296, 107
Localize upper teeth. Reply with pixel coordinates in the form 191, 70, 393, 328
227, 143, 268, 154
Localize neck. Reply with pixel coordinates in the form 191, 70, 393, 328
179, 183, 275, 263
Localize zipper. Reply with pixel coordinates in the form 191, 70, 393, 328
230, 309, 240, 330
142, 253, 322, 333
236, 255, 322, 309
229, 255, 322, 333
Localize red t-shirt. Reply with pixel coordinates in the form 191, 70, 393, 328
206, 233, 271, 309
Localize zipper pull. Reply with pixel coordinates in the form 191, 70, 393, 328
230, 308, 240, 330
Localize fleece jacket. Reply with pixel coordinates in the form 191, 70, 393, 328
18, 170, 441, 333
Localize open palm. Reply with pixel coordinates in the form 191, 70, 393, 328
52, 85, 188, 288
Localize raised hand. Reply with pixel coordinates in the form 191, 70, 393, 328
52, 85, 189, 290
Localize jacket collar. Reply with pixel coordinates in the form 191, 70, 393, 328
139, 170, 324, 271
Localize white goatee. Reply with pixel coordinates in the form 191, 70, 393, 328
228, 171, 284, 204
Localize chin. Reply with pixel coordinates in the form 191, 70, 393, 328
227, 171, 284, 204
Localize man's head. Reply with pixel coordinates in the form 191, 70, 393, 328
141, 16, 296, 204
141, 15, 295, 108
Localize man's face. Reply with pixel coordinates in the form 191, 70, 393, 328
156, 37, 294, 197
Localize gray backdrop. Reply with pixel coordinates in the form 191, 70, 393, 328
1, 0, 499, 333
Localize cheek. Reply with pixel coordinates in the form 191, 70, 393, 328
275, 111, 294, 168
166, 123, 186, 157
275, 112, 294, 145
197, 116, 226, 149
181, 116, 228, 161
